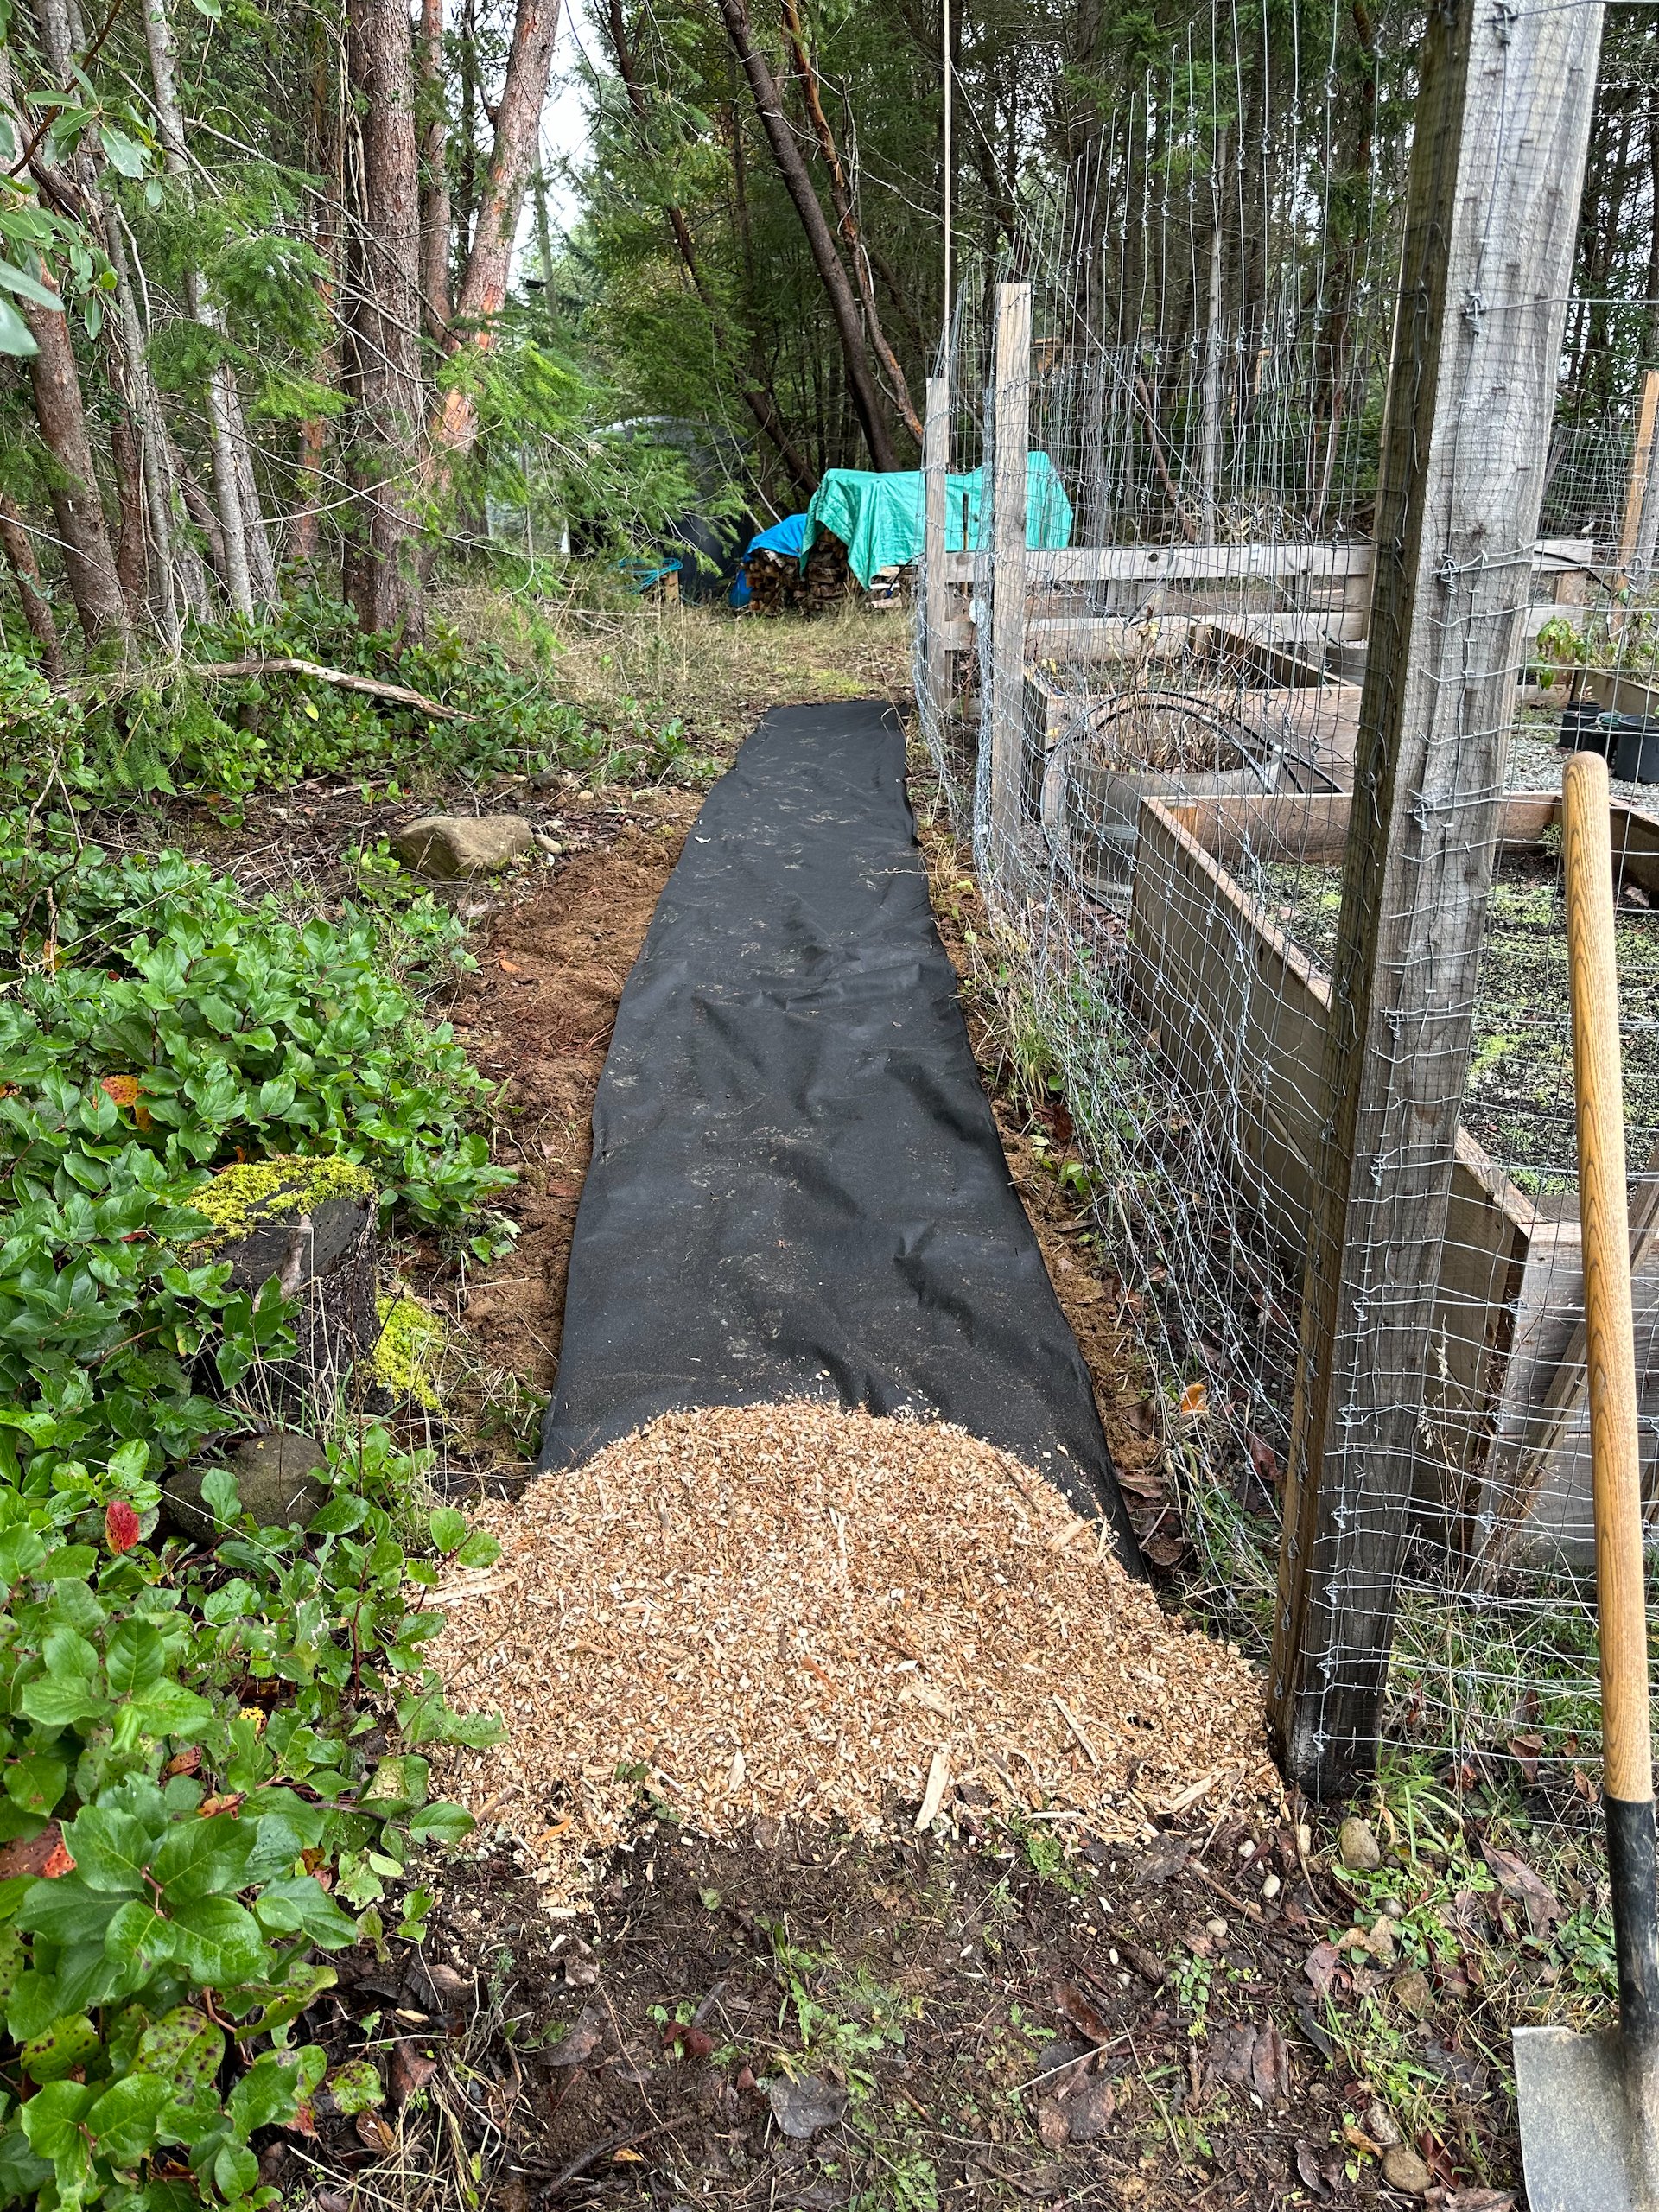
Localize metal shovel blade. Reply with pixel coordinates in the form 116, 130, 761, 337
1514, 2024, 1659, 2212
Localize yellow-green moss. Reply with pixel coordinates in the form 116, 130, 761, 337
373, 1292, 445, 1409
191, 1154, 378, 1243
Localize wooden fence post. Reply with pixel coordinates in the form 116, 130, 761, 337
1618, 366, 1659, 587
1268, 0, 1606, 1799
923, 374, 949, 740
989, 281, 1032, 864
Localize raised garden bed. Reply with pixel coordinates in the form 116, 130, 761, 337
1127, 788, 1659, 1571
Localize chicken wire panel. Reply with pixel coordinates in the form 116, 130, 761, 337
918, 0, 1659, 1794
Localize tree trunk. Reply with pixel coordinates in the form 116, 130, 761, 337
111, 410, 149, 618
0, 48, 130, 653
143, 0, 276, 611
777, 0, 919, 441
603, 0, 817, 500
428, 0, 560, 472
341, 0, 427, 638
0, 492, 67, 682
417, 0, 453, 339
716, 0, 896, 471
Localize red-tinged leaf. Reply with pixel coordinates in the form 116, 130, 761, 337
198, 1793, 245, 1819
1052, 1981, 1113, 2045
163, 1748, 203, 1778
1302, 1942, 1343, 1999
389, 2044, 437, 2105
664, 2021, 714, 2062
105, 1501, 141, 1554
1506, 1732, 1543, 1784
1246, 1432, 1281, 1490
284, 2101, 317, 2138
99, 1074, 140, 1108
0, 1823, 73, 1879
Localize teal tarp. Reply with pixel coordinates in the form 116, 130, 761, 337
801, 454, 1073, 586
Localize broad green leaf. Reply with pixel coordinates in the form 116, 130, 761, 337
0, 1528, 48, 1583
227, 2051, 302, 2135
0, 297, 38, 357
85, 2071, 169, 2164
151, 1811, 254, 1901
0, 2125, 51, 2196
7, 1968, 64, 2041
168, 1893, 265, 1986
105, 1618, 166, 1697
124, 1680, 213, 1738
0, 257, 60, 310
96, 124, 148, 177
213, 2140, 259, 2200
454, 1530, 501, 1569
5, 1754, 67, 1818
17, 1672, 105, 1727
105, 1898, 176, 1974
17, 1873, 122, 1946
324, 2057, 384, 2115
252, 1874, 357, 1948
407, 1801, 474, 1846
20, 2009, 99, 2082
19, 2078, 94, 2161
64, 1805, 149, 1892
253, 1961, 335, 2034
427, 1507, 467, 1554
134, 2005, 223, 2094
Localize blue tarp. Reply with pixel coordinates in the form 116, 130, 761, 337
729, 512, 811, 607
802, 455, 1073, 586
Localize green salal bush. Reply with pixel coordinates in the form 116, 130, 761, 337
0, 1427, 500, 2212
0, 823, 513, 1473
0, 818, 511, 2208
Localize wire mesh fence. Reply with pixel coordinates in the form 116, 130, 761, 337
916, 0, 1659, 1802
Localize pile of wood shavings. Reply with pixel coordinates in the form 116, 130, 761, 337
429, 1402, 1272, 1897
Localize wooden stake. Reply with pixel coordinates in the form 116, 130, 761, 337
988, 281, 1032, 863
1618, 367, 1659, 585
1268, 0, 1606, 1799
923, 374, 950, 740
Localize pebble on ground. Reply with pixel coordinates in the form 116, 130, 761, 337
430, 1401, 1274, 1901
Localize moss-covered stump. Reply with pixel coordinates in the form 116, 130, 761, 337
194, 1156, 378, 1411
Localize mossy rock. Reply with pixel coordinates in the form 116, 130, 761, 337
163, 1430, 329, 1544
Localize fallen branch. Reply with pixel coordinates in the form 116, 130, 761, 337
81, 657, 471, 721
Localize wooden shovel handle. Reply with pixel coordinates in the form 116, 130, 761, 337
1563, 751, 1649, 1805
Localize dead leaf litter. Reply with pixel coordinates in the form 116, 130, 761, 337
430, 1402, 1271, 1897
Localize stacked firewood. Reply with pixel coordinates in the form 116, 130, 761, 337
801, 529, 852, 613
745, 550, 799, 616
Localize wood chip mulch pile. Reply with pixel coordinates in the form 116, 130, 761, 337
430, 1402, 1274, 1901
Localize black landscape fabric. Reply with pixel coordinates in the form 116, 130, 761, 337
539, 700, 1141, 1566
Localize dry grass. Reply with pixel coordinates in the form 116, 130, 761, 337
430, 1401, 1274, 1906
440, 590, 915, 762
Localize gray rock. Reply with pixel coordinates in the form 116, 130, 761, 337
165, 1431, 327, 1543
1337, 1815, 1382, 1871
767, 2074, 848, 2139
1380, 2144, 1432, 2195
391, 815, 535, 879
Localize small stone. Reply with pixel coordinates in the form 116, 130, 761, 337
165, 1431, 327, 1542
1261, 1872, 1281, 1900
768, 2074, 848, 2139
1205, 1916, 1230, 1942
1365, 1916, 1398, 1967
391, 815, 535, 878
1338, 1815, 1382, 1872
1365, 2101, 1402, 2149
1381, 2144, 1432, 2195
1392, 1967, 1434, 2018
